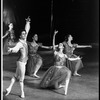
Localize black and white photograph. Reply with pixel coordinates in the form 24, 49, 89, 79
1, 0, 99, 100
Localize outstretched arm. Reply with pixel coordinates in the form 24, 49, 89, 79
65, 54, 81, 61
25, 16, 31, 40
2, 31, 9, 39
68, 57, 81, 61
41, 45, 52, 49
76, 45, 92, 48
38, 43, 51, 49
8, 42, 22, 53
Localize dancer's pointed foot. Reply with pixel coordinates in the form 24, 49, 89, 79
58, 84, 65, 89
73, 73, 81, 76
64, 92, 67, 95
33, 74, 40, 78
21, 92, 25, 98
5, 88, 11, 96
30, 74, 40, 78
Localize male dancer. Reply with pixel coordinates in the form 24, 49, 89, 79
5, 16, 31, 98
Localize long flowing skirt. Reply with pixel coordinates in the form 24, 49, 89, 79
39, 65, 70, 89
67, 54, 83, 74
26, 54, 42, 75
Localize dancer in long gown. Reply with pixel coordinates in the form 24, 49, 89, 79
3, 23, 16, 55
63, 34, 92, 76
26, 34, 52, 78
40, 30, 79, 95
5, 17, 31, 98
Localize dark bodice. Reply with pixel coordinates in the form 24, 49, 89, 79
7, 30, 15, 39
63, 41, 76, 57
54, 53, 66, 66
28, 42, 39, 55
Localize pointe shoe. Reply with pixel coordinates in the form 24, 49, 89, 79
21, 93, 25, 98
5, 88, 11, 96
73, 73, 81, 76
32, 74, 40, 78
64, 91, 67, 96
64, 92, 67, 95
58, 85, 65, 89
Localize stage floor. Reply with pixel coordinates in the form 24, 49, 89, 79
2, 48, 99, 100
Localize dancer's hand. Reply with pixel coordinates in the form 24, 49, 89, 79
49, 46, 53, 49
73, 43, 78, 47
78, 56, 83, 59
26, 16, 31, 22
88, 45, 92, 48
38, 43, 42, 46
8, 47, 12, 53
76, 56, 81, 60
54, 30, 58, 34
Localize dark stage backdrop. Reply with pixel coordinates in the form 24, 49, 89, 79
3, 0, 99, 45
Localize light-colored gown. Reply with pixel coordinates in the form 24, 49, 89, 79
39, 51, 70, 89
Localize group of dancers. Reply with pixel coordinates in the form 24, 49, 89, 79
3, 17, 92, 98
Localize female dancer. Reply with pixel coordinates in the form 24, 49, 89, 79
3, 23, 16, 55
63, 34, 92, 76
26, 34, 52, 78
39, 30, 78, 95
5, 17, 31, 98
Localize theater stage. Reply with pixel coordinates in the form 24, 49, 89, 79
2, 47, 99, 100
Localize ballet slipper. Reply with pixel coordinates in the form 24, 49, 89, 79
5, 88, 11, 96
73, 73, 81, 76
64, 92, 67, 95
58, 84, 65, 89
64, 88, 68, 96
33, 74, 40, 78
20, 92, 25, 98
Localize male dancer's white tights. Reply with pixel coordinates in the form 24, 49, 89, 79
5, 61, 26, 98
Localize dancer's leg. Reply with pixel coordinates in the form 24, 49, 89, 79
73, 60, 81, 76
64, 70, 71, 95
33, 59, 42, 78
18, 61, 26, 98
5, 77, 16, 96
19, 81, 25, 98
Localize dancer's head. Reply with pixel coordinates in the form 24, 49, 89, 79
9, 23, 13, 29
58, 43, 64, 51
20, 30, 26, 40
65, 34, 73, 41
32, 34, 38, 41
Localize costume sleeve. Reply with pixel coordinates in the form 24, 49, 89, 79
38, 43, 42, 47
73, 43, 78, 48
10, 42, 22, 53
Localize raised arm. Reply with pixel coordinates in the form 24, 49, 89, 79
25, 16, 31, 40
53, 30, 58, 50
